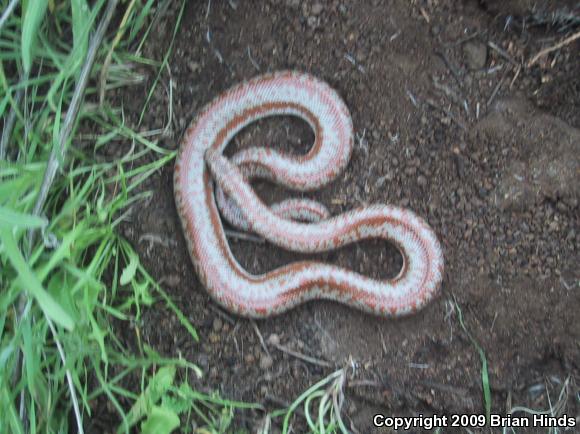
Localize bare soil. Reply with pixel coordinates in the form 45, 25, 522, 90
95, 0, 579, 432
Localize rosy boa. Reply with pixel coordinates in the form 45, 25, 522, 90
174, 71, 444, 318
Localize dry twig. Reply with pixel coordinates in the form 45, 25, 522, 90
527, 30, 580, 67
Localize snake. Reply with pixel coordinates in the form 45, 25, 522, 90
174, 71, 444, 318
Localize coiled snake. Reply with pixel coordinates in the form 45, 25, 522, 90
174, 71, 444, 318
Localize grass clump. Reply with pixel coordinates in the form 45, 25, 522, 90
0, 0, 257, 432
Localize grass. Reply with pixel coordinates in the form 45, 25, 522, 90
1, 0, 576, 433
452, 297, 492, 421
0, 0, 257, 432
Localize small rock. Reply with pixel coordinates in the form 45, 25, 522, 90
556, 201, 567, 213
244, 353, 255, 364
212, 317, 223, 333
259, 354, 274, 370
311, 2, 323, 15
187, 61, 201, 73
267, 333, 281, 346
164, 274, 181, 288
417, 175, 427, 187
196, 354, 209, 370
462, 41, 487, 70
307, 16, 318, 28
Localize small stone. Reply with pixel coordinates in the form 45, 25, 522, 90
187, 61, 201, 73
307, 16, 318, 28
164, 274, 181, 288
267, 334, 281, 346
259, 354, 274, 370
311, 2, 323, 15
417, 175, 427, 187
208, 333, 220, 344
212, 317, 223, 332
196, 354, 209, 370
556, 201, 567, 213
462, 41, 487, 70
244, 353, 255, 364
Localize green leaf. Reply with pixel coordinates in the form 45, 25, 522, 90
0, 206, 47, 230
21, 0, 49, 73
140, 405, 180, 434
119, 366, 176, 433
70, 0, 89, 61
0, 227, 75, 331
133, 278, 154, 306
120, 248, 138, 285
47, 272, 80, 324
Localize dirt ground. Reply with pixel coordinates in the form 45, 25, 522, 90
101, 0, 579, 432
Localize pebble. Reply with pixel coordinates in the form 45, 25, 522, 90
212, 317, 223, 332
164, 274, 181, 288
417, 175, 427, 187
462, 41, 487, 70
268, 333, 281, 346
259, 354, 274, 370
196, 354, 209, 370
187, 61, 201, 73
311, 2, 323, 15
556, 201, 567, 213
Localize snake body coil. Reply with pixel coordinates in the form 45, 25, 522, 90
174, 71, 444, 318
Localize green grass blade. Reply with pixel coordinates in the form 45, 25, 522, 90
0, 384, 25, 434
71, 0, 90, 61
21, 0, 49, 73
0, 205, 47, 229
0, 227, 75, 330
454, 299, 492, 420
